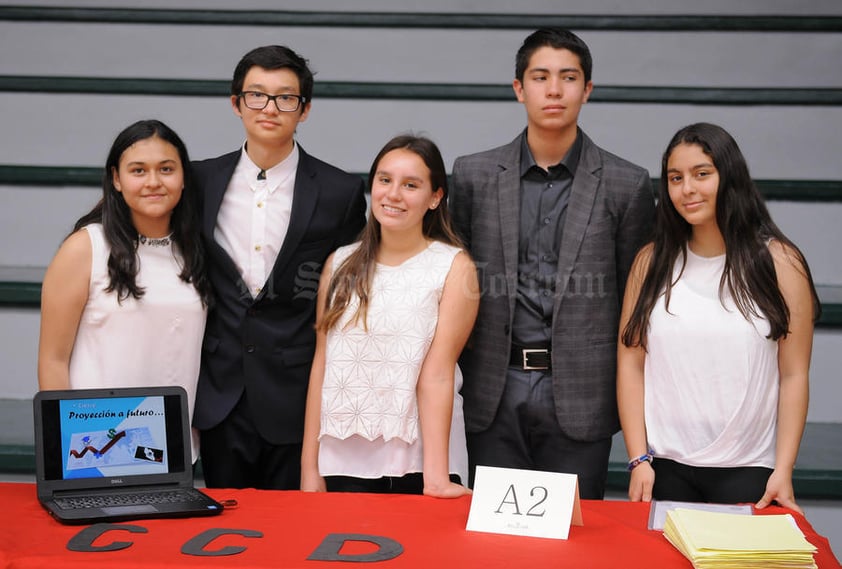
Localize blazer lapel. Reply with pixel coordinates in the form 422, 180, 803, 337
554, 133, 601, 314
255, 146, 319, 302
203, 151, 239, 237
496, 137, 522, 314
202, 151, 246, 290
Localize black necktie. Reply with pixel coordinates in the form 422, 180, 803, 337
257, 169, 266, 181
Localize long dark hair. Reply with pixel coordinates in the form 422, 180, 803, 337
622, 122, 820, 348
73, 119, 211, 305
319, 135, 464, 332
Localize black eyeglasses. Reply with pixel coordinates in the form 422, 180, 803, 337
239, 91, 307, 112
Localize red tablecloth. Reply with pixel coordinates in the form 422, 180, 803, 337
0, 482, 837, 568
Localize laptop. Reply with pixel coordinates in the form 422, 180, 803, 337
33, 385, 223, 524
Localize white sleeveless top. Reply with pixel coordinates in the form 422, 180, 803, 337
68, 224, 206, 461
318, 241, 469, 483
644, 247, 779, 468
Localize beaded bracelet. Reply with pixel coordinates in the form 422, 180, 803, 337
627, 453, 654, 471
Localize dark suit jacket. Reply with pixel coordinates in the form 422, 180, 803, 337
192, 146, 367, 444
450, 130, 654, 442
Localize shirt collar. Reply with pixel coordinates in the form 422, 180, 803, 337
239, 141, 300, 192
519, 128, 583, 178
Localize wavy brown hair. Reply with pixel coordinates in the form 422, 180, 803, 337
319, 135, 463, 332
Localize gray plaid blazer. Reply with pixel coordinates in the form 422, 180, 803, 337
450, 130, 655, 442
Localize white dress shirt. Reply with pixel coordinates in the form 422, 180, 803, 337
214, 142, 299, 298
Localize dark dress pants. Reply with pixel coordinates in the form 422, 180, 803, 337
467, 367, 612, 499
652, 457, 773, 504
199, 392, 302, 490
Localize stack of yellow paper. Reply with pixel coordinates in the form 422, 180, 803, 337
663, 508, 818, 568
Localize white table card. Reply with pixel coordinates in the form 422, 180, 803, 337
466, 465, 583, 540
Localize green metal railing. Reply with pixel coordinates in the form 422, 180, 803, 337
2, 76, 842, 106
2, 7, 841, 32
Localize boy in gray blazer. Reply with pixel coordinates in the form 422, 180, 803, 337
450, 28, 654, 498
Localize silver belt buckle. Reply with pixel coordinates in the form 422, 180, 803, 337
522, 348, 549, 370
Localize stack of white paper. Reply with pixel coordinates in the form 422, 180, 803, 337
664, 509, 818, 569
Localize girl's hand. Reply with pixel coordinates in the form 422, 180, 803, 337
423, 480, 472, 499
300, 469, 327, 493
628, 461, 655, 502
756, 469, 802, 514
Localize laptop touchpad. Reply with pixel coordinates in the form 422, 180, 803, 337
102, 505, 158, 515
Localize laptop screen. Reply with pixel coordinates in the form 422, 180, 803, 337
35, 387, 188, 490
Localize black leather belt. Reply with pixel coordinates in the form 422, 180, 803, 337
509, 345, 551, 371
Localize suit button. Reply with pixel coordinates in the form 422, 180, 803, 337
246, 345, 256, 353
247, 308, 259, 316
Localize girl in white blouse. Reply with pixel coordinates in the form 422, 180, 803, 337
38, 120, 210, 461
617, 123, 820, 513
301, 135, 479, 497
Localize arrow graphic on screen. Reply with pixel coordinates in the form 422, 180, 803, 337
69, 430, 127, 458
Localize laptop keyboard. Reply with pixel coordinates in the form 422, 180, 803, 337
54, 489, 206, 510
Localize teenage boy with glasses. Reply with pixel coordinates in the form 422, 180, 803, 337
192, 45, 367, 490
